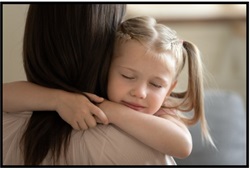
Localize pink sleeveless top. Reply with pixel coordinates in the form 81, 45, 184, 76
3, 112, 176, 165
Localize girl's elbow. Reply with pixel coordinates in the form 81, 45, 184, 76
178, 141, 192, 159
175, 136, 193, 159
162, 134, 192, 159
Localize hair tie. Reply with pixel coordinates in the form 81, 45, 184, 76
116, 31, 131, 40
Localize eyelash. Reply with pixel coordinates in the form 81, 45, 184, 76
122, 75, 162, 88
122, 74, 135, 80
150, 83, 162, 88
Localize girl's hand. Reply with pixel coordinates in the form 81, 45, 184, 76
55, 91, 109, 130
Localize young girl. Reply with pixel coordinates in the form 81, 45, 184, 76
3, 16, 214, 165
98, 16, 215, 155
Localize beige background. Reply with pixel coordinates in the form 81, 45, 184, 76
3, 4, 246, 108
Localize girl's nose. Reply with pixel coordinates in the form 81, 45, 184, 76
130, 84, 147, 99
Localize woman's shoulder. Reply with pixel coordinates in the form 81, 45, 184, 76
3, 112, 32, 165
3, 111, 32, 127
69, 124, 175, 165
3, 111, 32, 118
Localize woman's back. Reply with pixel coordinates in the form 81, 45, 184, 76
3, 112, 175, 165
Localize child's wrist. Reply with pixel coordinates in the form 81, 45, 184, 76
98, 100, 113, 123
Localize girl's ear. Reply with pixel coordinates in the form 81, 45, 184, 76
166, 80, 177, 96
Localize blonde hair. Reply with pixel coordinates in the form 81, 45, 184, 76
116, 16, 215, 147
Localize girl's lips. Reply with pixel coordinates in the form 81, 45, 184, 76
121, 101, 145, 111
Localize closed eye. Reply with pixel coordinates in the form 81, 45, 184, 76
150, 82, 162, 88
122, 74, 135, 80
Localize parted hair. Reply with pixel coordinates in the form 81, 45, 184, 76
115, 16, 215, 147
21, 4, 126, 165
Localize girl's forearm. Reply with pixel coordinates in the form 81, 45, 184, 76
99, 100, 192, 159
3, 81, 60, 112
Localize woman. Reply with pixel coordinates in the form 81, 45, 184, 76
3, 4, 173, 165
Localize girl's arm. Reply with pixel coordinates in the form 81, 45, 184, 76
98, 100, 192, 159
3, 81, 108, 129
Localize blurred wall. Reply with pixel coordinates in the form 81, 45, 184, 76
3, 4, 246, 109
3, 4, 28, 82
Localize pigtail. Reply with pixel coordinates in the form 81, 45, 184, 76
177, 41, 215, 147
181, 41, 204, 125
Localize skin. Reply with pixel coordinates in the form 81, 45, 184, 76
3, 82, 108, 130
108, 39, 177, 114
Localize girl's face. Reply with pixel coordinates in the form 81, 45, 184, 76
107, 40, 177, 114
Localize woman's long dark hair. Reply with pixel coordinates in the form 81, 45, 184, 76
21, 4, 126, 165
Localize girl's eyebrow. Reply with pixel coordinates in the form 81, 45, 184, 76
118, 66, 138, 73
152, 77, 169, 86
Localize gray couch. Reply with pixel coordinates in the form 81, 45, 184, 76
175, 90, 247, 166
